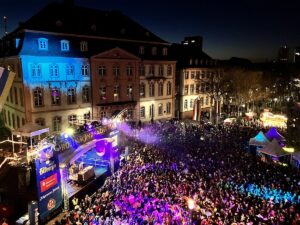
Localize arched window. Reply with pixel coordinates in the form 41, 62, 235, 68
140, 83, 145, 98
158, 82, 164, 96
167, 82, 172, 95
158, 103, 163, 115
149, 83, 155, 97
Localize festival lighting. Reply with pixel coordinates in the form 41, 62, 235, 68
65, 127, 74, 136
187, 198, 195, 210
260, 112, 287, 128
283, 147, 295, 153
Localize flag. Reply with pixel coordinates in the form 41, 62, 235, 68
0, 67, 15, 112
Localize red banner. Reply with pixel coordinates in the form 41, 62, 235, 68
40, 173, 58, 193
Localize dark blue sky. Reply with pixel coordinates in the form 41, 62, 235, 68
1, 0, 300, 61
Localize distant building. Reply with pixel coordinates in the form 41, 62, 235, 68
278, 45, 290, 62
0, 1, 176, 132
181, 36, 203, 50
294, 47, 300, 63
171, 39, 221, 121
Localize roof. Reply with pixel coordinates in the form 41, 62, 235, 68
12, 123, 49, 137
265, 127, 285, 142
15, 2, 168, 44
258, 139, 290, 157
249, 131, 270, 147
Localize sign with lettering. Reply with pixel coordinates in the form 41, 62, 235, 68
35, 154, 62, 221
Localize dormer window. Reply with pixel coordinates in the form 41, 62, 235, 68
139, 46, 144, 55
162, 48, 168, 56
38, 38, 48, 50
80, 41, 88, 52
61, 40, 69, 51
152, 47, 157, 55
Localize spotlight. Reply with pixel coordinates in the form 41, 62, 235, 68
65, 127, 74, 136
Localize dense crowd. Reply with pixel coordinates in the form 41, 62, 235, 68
54, 121, 300, 225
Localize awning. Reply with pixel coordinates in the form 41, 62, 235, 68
12, 123, 49, 137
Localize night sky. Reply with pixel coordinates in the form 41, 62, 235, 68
1, 0, 300, 62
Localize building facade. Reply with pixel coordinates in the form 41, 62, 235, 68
0, 2, 176, 132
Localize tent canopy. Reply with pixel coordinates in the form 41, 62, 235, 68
12, 123, 49, 137
249, 131, 270, 147
292, 151, 300, 162
265, 127, 285, 142
258, 139, 291, 157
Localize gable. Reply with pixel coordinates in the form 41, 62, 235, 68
91, 47, 140, 60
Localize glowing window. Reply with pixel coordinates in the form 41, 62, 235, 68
38, 38, 48, 50
51, 88, 61, 105
61, 40, 69, 51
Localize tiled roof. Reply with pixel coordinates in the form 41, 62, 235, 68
16, 2, 168, 44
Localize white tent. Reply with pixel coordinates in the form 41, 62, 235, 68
258, 139, 291, 157
249, 131, 270, 147
12, 123, 49, 160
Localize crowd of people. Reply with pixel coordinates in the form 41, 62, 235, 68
53, 120, 300, 224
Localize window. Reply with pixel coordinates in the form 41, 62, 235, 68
149, 83, 155, 97
84, 113, 90, 121
191, 71, 195, 79
68, 114, 77, 126
61, 40, 69, 51
113, 85, 120, 101
149, 104, 154, 118
50, 64, 59, 77
195, 59, 199, 65
82, 85, 90, 103
158, 103, 163, 115
22, 118, 25, 126
80, 41, 88, 52
196, 71, 200, 79
184, 100, 188, 109
99, 86, 106, 100
100, 111, 106, 120
189, 58, 193, 65
166, 102, 171, 114
113, 65, 120, 77
167, 65, 172, 76
196, 84, 200, 94
67, 87, 76, 104
140, 106, 145, 118
200, 97, 204, 106
139, 65, 145, 76
162, 48, 168, 56
31, 64, 41, 77
81, 65, 89, 76
35, 118, 45, 126
98, 65, 106, 77
184, 85, 189, 95
139, 46, 144, 55
53, 116, 62, 132
158, 65, 163, 76
158, 82, 163, 96
126, 65, 133, 76
19, 88, 23, 107
185, 71, 189, 79
8, 111, 11, 126
33, 87, 43, 107
149, 65, 154, 75
140, 83, 145, 98
206, 96, 209, 105
127, 85, 133, 98
190, 99, 193, 108
190, 84, 194, 95
16, 116, 20, 128
38, 38, 48, 50
167, 82, 172, 95
14, 87, 18, 105
152, 47, 157, 55
66, 65, 74, 76
15, 38, 20, 48
51, 88, 61, 105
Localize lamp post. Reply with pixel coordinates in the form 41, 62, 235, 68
188, 198, 195, 225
